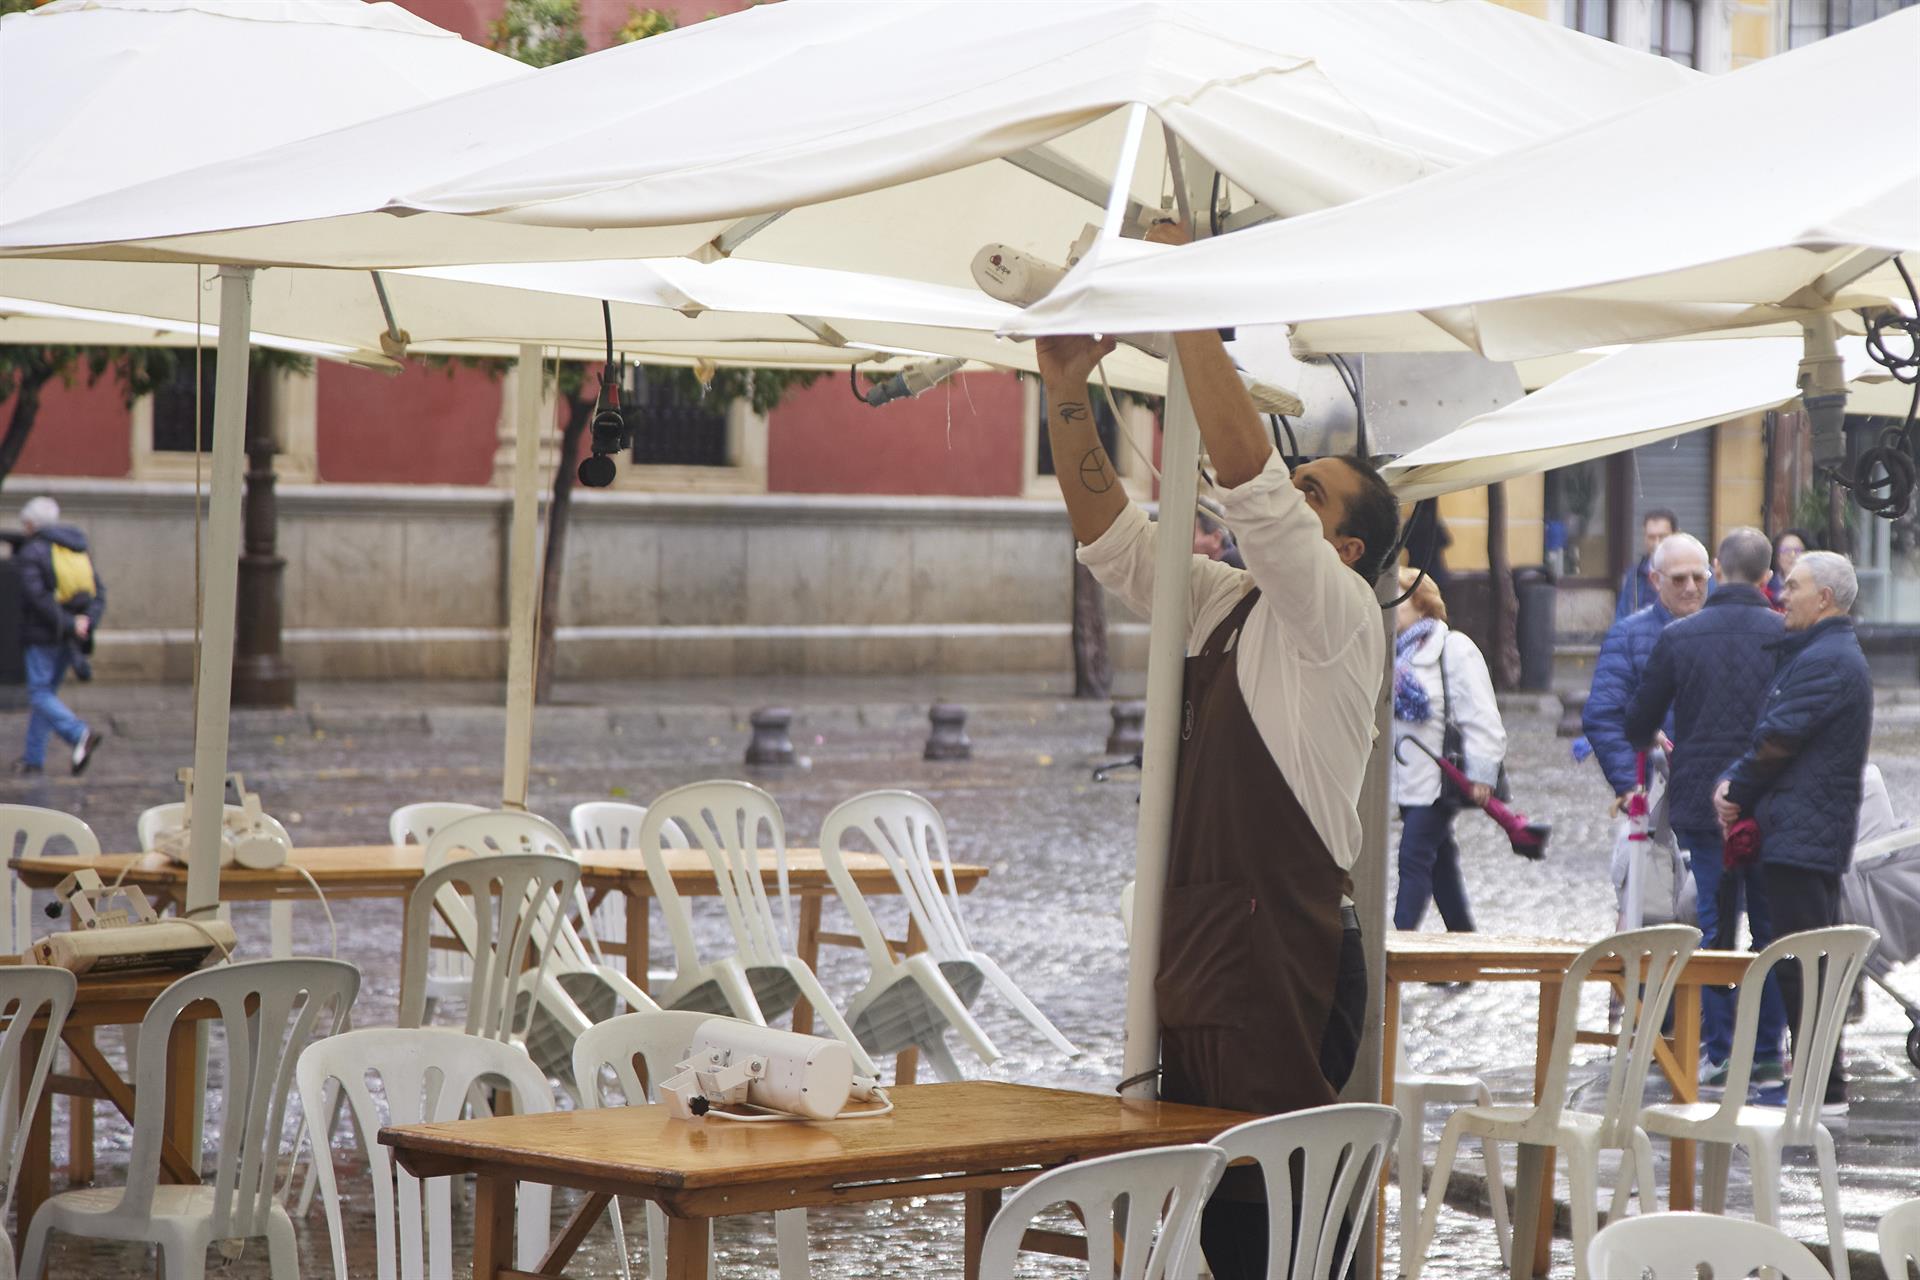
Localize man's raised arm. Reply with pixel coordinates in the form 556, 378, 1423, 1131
1037, 334, 1129, 545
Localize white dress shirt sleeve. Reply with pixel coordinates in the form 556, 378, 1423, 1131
1076, 502, 1248, 646
1217, 451, 1377, 665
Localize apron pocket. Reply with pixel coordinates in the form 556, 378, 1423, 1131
1154, 880, 1254, 1030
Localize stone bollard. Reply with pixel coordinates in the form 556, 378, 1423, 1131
745, 707, 796, 765
1107, 699, 1146, 756
924, 703, 971, 761
1556, 690, 1587, 739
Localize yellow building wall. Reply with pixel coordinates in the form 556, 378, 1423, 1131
1433, 474, 1545, 573
1713, 414, 1768, 542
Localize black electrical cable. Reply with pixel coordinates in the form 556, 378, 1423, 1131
1829, 256, 1920, 520
1209, 171, 1224, 238
1328, 353, 1368, 456
1268, 413, 1301, 462
601, 299, 614, 370
1380, 498, 1438, 609
848, 364, 867, 405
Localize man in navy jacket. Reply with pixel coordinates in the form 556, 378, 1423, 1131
1584, 532, 1710, 799
1626, 528, 1786, 1086
1715, 551, 1872, 1111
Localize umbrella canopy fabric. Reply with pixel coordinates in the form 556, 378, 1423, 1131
1010, 9, 1919, 361
0, 0, 1698, 275
1385, 335, 1906, 500
0, 295, 375, 363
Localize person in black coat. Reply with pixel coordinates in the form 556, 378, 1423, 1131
13, 496, 105, 775
1625, 528, 1787, 1087
1715, 551, 1873, 1112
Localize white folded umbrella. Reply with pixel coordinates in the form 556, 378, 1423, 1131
1010, 9, 1918, 361
1385, 336, 1907, 500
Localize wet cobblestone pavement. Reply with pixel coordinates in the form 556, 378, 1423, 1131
2, 677, 1915, 1277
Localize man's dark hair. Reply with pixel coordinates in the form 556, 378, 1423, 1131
1335, 454, 1401, 586
1717, 527, 1773, 585
1643, 508, 1679, 531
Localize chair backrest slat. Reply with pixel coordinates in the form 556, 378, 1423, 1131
1210, 1103, 1399, 1280
1879, 1196, 1920, 1280
0, 806, 98, 954
978, 1144, 1225, 1280
0, 967, 75, 1218
819, 791, 971, 966
1718, 925, 1877, 1138
571, 1009, 727, 1109
125, 959, 358, 1240
398, 844, 579, 1043
639, 781, 790, 972
297, 1026, 554, 1280
1589, 1211, 1832, 1278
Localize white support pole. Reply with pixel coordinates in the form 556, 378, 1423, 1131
502, 344, 543, 810
183, 266, 255, 918
1120, 347, 1201, 1100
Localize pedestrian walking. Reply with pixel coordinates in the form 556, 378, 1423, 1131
1585, 532, 1710, 800
1390, 567, 1505, 933
1038, 216, 1398, 1280
1626, 527, 1787, 1090
1614, 508, 1678, 620
1715, 550, 1872, 1115
12, 496, 105, 775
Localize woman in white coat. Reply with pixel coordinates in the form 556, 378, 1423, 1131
1391, 568, 1507, 931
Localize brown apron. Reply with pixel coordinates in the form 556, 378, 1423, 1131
1155, 587, 1353, 1128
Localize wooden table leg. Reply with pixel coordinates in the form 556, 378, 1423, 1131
664, 1212, 711, 1280
790, 894, 823, 1035
626, 881, 651, 991
67, 1028, 94, 1186
894, 917, 927, 1085
162, 1017, 199, 1180
472, 1172, 517, 1280
1509, 1143, 1549, 1280
1528, 981, 1562, 1279
1667, 982, 1700, 1211
964, 1187, 1002, 1280
16, 1028, 50, 1265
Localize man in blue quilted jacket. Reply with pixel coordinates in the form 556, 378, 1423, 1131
1714, 551, 1872, 1113
1625, 528, 1786, 1090
1583, 532, 1711, 800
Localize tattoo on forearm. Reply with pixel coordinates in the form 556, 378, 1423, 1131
1057, 401, 1089, 422
1078, 448, 1116, 494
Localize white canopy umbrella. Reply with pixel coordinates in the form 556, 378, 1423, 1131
0, 296, 377, 364
1386, 335, 1908, 501
3, 0, 1701, 1111
1009, 9, 1918, 360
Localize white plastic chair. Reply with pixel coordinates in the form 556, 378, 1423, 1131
297, 1027, 554, 1280
571, 800, 689, 975
976, 1144, 1225, 1279
1210, 1103, 1398, 1280
0, 806, 98, 953
1405, 925, 1700, 1280
1640, 925, 1878, 1280
820, 790, 1076, 1080
571, 1010, 808, 1280
1881, 1197, 1920, 1280
389, 803, 488, 1014
410, 812, 657, 1083
1587, 1211, 1832, 1279
20, 958, 358, 1280
0, 967, 76, 1280
638, 780, 878, 1076
397, 848, 580, 1044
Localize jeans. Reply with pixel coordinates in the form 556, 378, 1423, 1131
1758, 862, 1847, 1104
1675, 824, 1785, 1067
1395, 804, 1474, 932
23, 644, 86, 768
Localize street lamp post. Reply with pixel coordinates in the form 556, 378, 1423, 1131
232, 360, 296, 708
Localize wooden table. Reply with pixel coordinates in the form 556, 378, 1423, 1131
381, 1080, 1253, 1280
12, 846, 988, 1081
9, 966, 213, 1260
1383, 932, 1754, 1279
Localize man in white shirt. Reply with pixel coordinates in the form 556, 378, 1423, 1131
1036, 228, 1398, 1279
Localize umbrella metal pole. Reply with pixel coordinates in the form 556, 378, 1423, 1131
502, 344, 543, 809
1121, 348, 1199, 1100
1350, 575, 1394, 1280
183, 265, 256, 917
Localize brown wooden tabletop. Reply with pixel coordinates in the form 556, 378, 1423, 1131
381, 1080, 1253, 1280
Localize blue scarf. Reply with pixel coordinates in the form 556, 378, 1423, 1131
1393, 618, 1437, 723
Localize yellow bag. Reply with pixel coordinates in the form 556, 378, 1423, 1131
50, 543, 95, 606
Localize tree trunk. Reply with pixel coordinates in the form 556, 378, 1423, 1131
0, 363, 55, 489
1486, 481, 1520, 690
533, 391, 593, 703
1071, 550, 1111, 699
